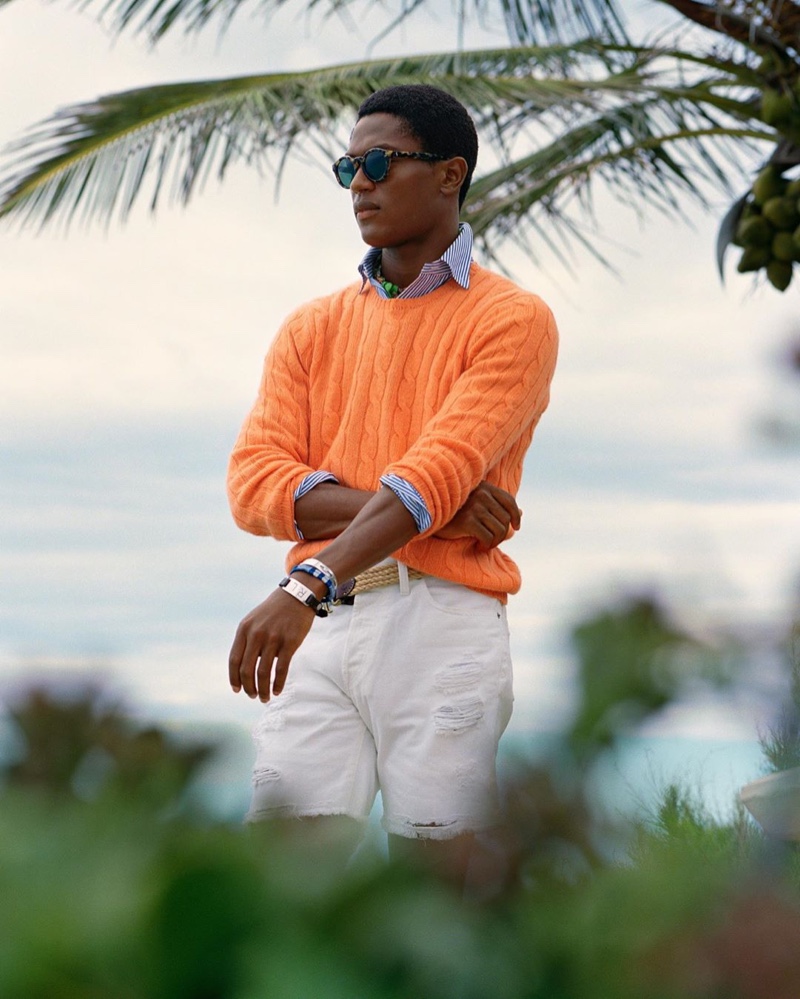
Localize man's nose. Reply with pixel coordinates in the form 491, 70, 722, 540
349, 163, 375, 192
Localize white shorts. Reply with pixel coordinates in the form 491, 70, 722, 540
247, 569, 514, 840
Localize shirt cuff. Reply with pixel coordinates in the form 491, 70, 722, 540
379, 473, 432, 534
293, 471, 339, 540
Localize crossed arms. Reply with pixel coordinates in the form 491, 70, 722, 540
227, 290, 558, 702
228, 479, 521, 702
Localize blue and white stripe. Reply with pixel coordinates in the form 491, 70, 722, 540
358, 222, 474, 299
293, 470, 339, 540
380, 474, 432, 533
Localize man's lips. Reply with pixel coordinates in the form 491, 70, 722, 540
354, 200, 379, 220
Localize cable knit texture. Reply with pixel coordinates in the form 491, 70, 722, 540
227, 263, 559, 600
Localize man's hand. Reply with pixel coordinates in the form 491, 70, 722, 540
435, 482, 522, 549
228, 588, 316, 701
229, 487, 418, 701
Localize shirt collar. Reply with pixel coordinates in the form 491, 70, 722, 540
358, 223, 474, 293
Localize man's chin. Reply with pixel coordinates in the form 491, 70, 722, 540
359, 231, 385, 249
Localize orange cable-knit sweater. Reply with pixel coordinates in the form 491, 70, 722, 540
227, 263, 559, 601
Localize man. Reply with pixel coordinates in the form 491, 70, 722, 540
227, 84, 558, 878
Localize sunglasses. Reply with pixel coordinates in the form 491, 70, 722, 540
331, 147, 449, 189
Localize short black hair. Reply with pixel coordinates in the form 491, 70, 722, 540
356, 85, 479, 209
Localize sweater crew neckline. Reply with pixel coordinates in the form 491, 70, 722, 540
363, 263, 479, 307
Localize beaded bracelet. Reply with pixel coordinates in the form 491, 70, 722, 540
290, 558, 338, 605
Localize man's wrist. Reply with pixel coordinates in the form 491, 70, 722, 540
289, 569, 329, 599
279, 576, 330, 617
291, 558, 338, 604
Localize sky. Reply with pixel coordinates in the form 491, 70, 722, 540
1, 0, 800, 782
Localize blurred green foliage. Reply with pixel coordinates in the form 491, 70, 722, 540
2, 598, 800, 999
759, 623, 800, 773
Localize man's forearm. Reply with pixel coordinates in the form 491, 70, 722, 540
294, 483, 375, 540
309, 486, 419, 586
295, 479, 521, 549
228, 486, 418, 701
229, 482, 518, 702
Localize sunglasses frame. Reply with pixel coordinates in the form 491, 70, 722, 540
332, 147, 449, 189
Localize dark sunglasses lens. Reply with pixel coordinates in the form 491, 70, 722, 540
363, 149, 390, 182
335, 158, 357, 188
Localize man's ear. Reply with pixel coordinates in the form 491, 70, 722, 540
440, 157, 469, 197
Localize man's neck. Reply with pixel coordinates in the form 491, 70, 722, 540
378, 224, 461, 290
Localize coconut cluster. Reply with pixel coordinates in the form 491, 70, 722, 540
733, 165, 800, 291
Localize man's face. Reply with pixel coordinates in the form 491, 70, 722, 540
345, 112, 451, 251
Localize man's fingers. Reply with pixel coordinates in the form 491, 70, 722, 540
239, 638, 263, 699
273, 650, 294, 696
229, 626, 265, 697
478, 511, 509, 548
228, 589, 313, 701
483, 484, 522, 529
474, 493, 515, 535
228, 630, 246, 692
255, 645, 277, 703
472, 482, 520, 526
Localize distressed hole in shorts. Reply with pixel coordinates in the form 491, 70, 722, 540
454, 762, 481, 788
434, 696, 484, 735
252, 766, 280, 785
434, 660, 482, 696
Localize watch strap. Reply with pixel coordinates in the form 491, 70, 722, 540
279, 576, 330, 617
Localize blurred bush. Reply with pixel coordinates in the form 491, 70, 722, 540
4, 594, 800, 999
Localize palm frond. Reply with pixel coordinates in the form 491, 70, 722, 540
0, 41, 777, 267
654, 0, 800, 62
495, 0, 629, 47
0, 43, 630, 229
52, 0, 632, 47
462, 58, 773, 265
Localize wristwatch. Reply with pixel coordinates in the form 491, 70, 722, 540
279, 576, 330, 617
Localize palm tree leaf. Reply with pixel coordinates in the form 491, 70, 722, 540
494, 0, 629, 47
0, 43, 632, 228
7, 0, 630, 46
654, 0, 800, 62
0, 41, 776, 268
462, 77, 772, 266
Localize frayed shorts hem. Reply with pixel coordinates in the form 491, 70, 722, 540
245, 805, 369, 826
381, 814, 498, 841
246, 575, 514, 834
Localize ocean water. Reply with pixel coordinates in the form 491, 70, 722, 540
186, 719, 768, 828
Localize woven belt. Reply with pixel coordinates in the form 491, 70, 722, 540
339, 563, 425, 601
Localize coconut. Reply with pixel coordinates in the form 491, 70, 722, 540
786, 177, 800, 199
772, 231, 797, 262
741, 199, 760, 219
736, 215, 774, 247
762, 196, 800, 230
753, 166, 786, 206
737, 245, 773, 272
761, 88, 795, 127
767, 260, 793, 291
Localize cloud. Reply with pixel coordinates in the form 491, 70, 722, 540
2, 0, 799, 757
